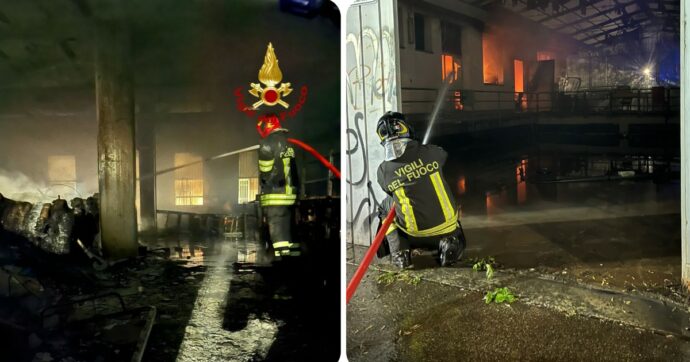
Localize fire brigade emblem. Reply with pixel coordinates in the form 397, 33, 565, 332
249, 42, 293, 109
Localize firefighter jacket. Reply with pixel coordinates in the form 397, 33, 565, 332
377, 140, 458, 237
258, 129, 298, 207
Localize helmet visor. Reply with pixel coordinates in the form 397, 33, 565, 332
383, 138, 411, 161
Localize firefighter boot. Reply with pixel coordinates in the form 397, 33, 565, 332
438, 235, 464, 267
391, 249, 412, 269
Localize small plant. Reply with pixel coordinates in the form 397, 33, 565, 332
484, 287, 516, 304
376, 270, 421, 286
472, 256, 496, 280
377, 271, 398, 285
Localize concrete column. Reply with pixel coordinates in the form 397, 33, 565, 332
681, 0, 689, 288
137, 117, 157, 235
95, 20, 138, 259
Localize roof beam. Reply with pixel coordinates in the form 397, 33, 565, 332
568, 9, 644, 37
580, 19, 651, 43
553, 2, 634, 31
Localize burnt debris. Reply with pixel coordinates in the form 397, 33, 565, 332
0, 193, 100, 257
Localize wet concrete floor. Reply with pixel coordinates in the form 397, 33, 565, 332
146, 237, 340, 362
0, 235, 338, 361
348, 118, 682, 361
346, 263, 690, 362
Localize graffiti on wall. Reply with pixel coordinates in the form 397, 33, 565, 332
346, 0, 400, 248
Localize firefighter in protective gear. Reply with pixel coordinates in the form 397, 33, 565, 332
375, 111, 466, 269
257, 114, 300, 258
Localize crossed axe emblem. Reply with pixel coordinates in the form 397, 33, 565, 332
248, 43, 293, 109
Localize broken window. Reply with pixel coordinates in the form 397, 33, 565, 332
174, 153, 204, 206
47, 155, 77, 197
238, 150, 259, 204
482, 33, 504, 85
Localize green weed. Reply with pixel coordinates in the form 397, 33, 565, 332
472, 256, 497, 280
484, 287, 516, 304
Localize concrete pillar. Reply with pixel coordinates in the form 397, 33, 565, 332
95, 20, 138, 259
681, 0, 689, 288
137, 117, 157, 235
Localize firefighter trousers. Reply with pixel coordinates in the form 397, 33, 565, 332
264, 205, 300, 257
380, 196, 465, 255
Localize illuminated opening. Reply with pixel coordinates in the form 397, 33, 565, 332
482, 33, 504, 85
174, 153, 204, 206
514, 59, 524, 93
441, 54, 460, 82
238, 178, 259, 204
238, 150, 259, 204
514, 59, 527, 110
442, 54, 463, 110
48, 155, 77, 196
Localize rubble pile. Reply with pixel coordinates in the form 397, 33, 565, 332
0, 193, 100, 255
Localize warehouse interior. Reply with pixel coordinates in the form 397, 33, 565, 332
0, 0, 340, 361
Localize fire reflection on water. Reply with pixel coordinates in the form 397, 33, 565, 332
516, 159, 527, 205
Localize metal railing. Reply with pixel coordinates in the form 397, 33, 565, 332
300, 149, 339, 197
401, 86, 680, 118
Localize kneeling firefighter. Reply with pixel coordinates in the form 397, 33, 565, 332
257, 114, 300, 259
375, 111, 466, 269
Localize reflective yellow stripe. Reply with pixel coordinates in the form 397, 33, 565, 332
275, 249, 300, 257
430, 171, 455, 222
282, 158, 293, 195
259, 159, 274, 172
288, 242, 300, 249
394, 188, 417, 232
386, 222, 397, 235
261, 195, 296, 200
261, 194, 297, 199
260, 193, 296, 206
273, 241, 290, 249
261, 200, 296, 206
401, 214, 458, 237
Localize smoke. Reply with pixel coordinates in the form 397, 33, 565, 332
0, 169, 87, 203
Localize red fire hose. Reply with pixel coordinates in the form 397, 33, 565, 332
288, 138, 341, 179
346, 207, 396, 303
288, 136, 392, 304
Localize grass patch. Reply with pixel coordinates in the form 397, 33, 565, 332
377, 270, 422, 286
484, 287, 516, 304
472, 256, 497, 280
